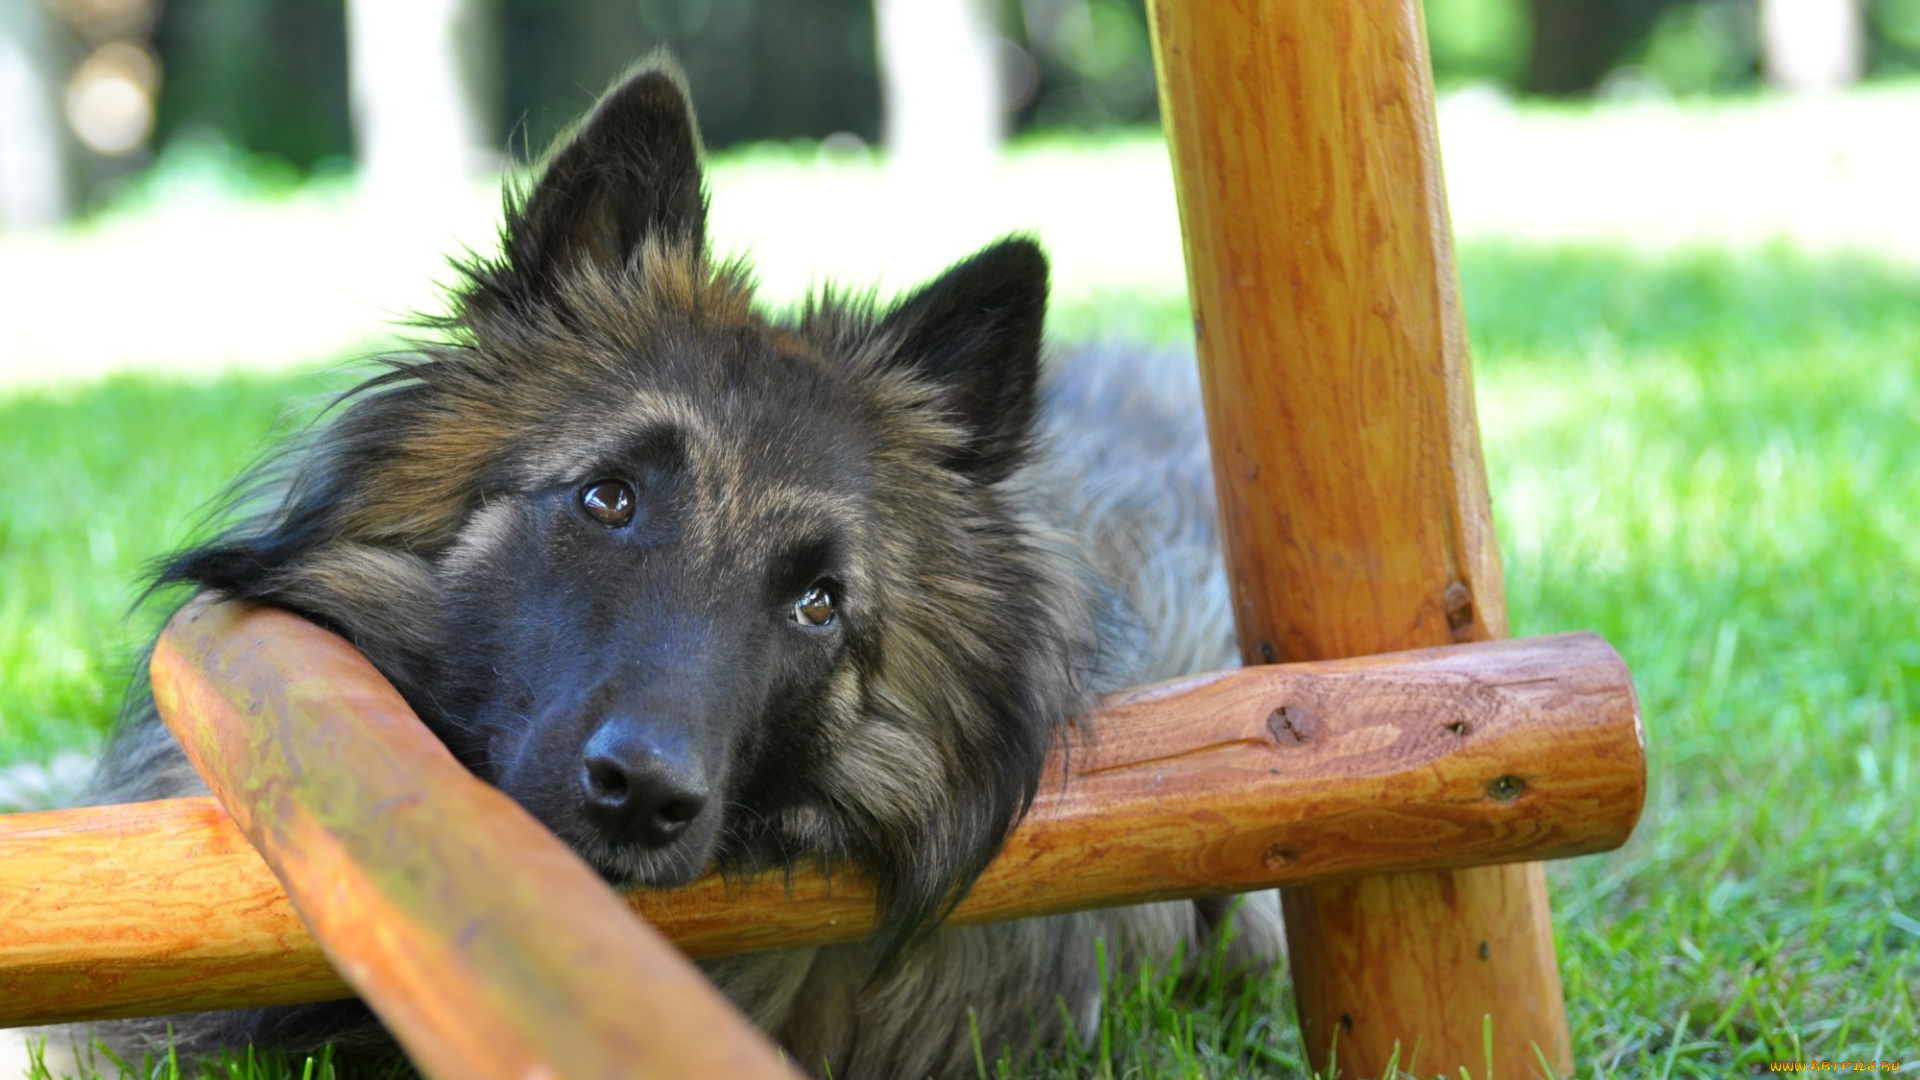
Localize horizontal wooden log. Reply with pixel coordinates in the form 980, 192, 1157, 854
0, 797, 330, 1022
145, 597, 798, 1080
0, 602, 1643, 1031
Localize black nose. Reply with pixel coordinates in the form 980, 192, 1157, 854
579, 720, 710, 849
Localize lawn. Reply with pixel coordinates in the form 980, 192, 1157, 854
3, 92, 1917, 1077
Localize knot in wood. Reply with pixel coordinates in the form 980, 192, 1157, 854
1267, 704, 1316, 745
1444, 581, 1474, 637
1260, 844, 1297, 869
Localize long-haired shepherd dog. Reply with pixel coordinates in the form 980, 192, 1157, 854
42, 58, 1285, 1079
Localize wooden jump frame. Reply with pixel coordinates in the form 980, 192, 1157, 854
3, 609, 1639, 1024
0, 2, 1647, 1077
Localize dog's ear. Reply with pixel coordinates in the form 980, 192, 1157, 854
480, 58, 707, 307
883, 238, 1049, 483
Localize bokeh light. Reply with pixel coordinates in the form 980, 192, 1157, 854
65, 41, 159, 157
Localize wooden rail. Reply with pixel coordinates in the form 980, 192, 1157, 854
1147, 0, 1578, 1073
0, 599, 1642, 1030
152, 597, 797, 1080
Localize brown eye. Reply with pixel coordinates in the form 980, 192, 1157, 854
579, 479, 635, 527
793, 583, 836, 627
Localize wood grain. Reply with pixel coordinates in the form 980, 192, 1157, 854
143, 596, 799, 1080
0, 602, 1641, 1031
0, 798, 328, 1021
1145, 0, 1585, 1074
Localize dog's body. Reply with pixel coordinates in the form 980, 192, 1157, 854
47, 61, 1283, 1079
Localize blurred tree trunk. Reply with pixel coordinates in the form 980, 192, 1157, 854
873, 0, 1001, 172
1525, 0, 1632, 94
1762, 0, 1863, 90
346, 0, 497, 205
0, 0, 69, 227
1523, 0, 1676, 95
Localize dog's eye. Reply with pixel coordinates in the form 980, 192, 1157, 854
792, 583, 836, 627
579, 479, 635, 527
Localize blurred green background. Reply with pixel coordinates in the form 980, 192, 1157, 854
0, 1, 1916, 1077
8, 0, 1920, 211
11, 0, 1920, 197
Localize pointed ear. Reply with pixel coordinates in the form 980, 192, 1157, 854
482, 58, 707, 307
883, 239, 1049, 482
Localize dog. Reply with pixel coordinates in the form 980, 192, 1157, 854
37, 58, 1284, 1079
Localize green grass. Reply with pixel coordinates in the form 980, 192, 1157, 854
0, 369, 355, 766
4, 240, 1914, 1078
1467, 246, 1919, 1071
16, 1039, 410, 1080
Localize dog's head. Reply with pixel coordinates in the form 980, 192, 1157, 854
162, 60, 1101, 952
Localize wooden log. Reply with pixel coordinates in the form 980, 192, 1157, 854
0, 798, 328, 1023
142, 597, 800, 1080
0, 600, 1643, 1029
1145, 0, 1582, 1075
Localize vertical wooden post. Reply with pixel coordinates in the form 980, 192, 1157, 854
1145, 2, 1575, 1077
